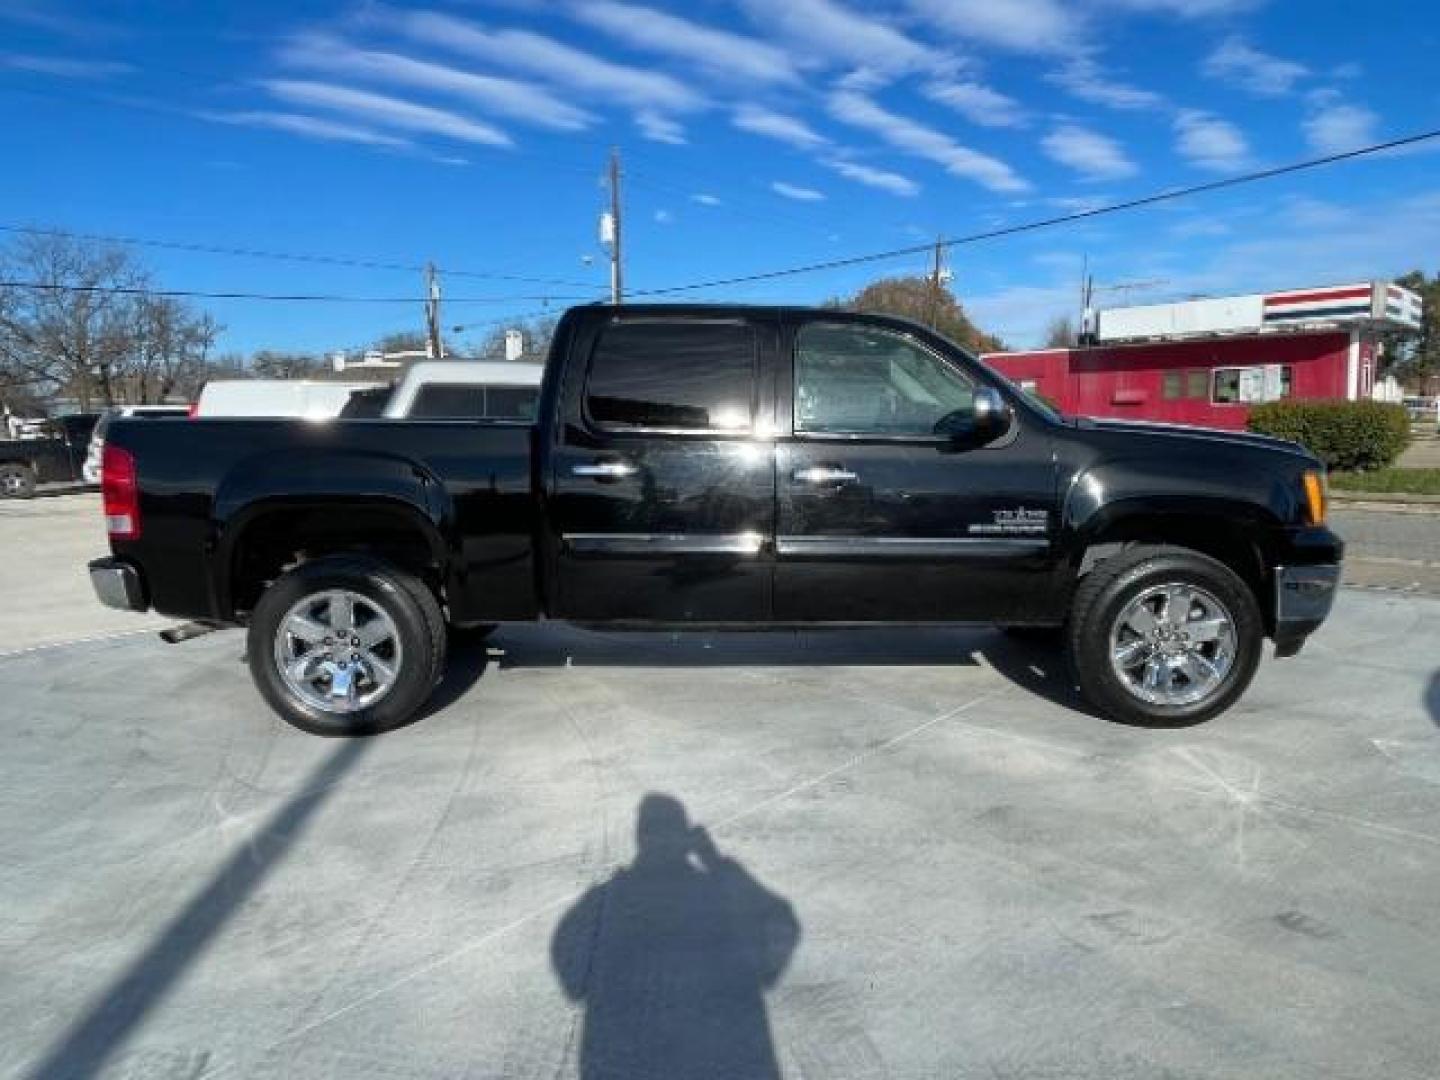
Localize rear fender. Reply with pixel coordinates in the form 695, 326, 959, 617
213, 450, 453, 616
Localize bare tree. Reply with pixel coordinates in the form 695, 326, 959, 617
0, 233, 229, 411
129, 298, 220, 403
1042, 314, 1079, 349
250, 350, 326, 379
0, 233, 151, 410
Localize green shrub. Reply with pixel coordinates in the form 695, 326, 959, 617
1247, 399, 1411, 471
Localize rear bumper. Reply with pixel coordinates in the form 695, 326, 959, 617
1272, 563, 1341, 658
89, 556, 148, 612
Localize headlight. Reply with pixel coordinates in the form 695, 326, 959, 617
1302, 469, 1327, 525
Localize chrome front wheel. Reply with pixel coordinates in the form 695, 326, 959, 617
273, 589, 404, 714
1108, 582, 1236, 707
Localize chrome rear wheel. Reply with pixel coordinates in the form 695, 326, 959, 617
273, 589, 403, 714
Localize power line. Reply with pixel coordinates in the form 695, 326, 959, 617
630, 126, 1440, 298
0, 223, 596, 288
0, 280, 590, 304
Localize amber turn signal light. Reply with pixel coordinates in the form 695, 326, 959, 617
1302, 470, 1327, 526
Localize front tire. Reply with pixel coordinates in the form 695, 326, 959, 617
248, 556, 446, 735
1067, 546, 1263, 727
0, 463, 37, 499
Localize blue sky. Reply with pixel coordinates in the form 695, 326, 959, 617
2, 0, 1438, 354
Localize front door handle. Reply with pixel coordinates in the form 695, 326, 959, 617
572, 460, 637, 480
793, 465, 858, 484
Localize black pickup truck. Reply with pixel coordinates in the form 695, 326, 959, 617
1, 413, 99, 497
90, 304, 1342, 733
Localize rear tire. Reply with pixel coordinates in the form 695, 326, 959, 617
1067, 546, 1263, 727
0, 463, 37, 499
248, 556, 446, 736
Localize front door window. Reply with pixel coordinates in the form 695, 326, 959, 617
794, 323, 974, 437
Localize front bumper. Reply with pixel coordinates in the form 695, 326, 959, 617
1272, 563, 1341, 657
89, 556, 148, 612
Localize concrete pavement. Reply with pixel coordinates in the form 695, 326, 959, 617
2, 495, 1439, 1078
0, 495, 168, 654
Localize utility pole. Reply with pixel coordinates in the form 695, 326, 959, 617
424, 262, 443, 359
605, 147, 624, 305
927, 236, 946, 329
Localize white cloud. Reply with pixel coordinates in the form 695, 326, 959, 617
1046, 194, 1111, 213
653, 208, 674, 224
966, 282, 1084, 350
771, 181, 826, 201
571, 2, 798, 85
1042, 125, 1136, 180
636, 110, 686, 144
828, 90, 1028, 193
263, 80, 512, 146
821, 158, 919, 196
1173, 189, 1440, 299
1048, 56, 1165, 110
1303, 103, 1378, 155
392, 10, 702, 112
908, 0, 1077, 53
924, 80, 1026, 128
199, 109, 411, 148
279, 35, 593, 131
737, 0, 931, 72
1105, 0, 1261, 13
1173, 109, 1249, 171
0, 53, 131, 78
732, 105, 828, 149
691, 193, 721, 206
1202, 37, 1307, 96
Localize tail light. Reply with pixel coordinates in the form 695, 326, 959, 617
188, 401, 199, 419
102, 444, 141, 540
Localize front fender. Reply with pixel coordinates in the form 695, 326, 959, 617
1063, 455, 1290, 555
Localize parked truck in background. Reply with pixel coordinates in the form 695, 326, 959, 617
89, 304, 1343, 733
1, 413, 99, 497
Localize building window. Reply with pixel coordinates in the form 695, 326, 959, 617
1212, 365, 1294, 405
586, 321, 756, 432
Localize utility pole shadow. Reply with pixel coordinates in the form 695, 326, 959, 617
22, 739, 371, 1080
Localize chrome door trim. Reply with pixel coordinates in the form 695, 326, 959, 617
776, 536, 1048, 558
792, 466, 858, 483
571, 461, 638, 479
563, 532, 766, 555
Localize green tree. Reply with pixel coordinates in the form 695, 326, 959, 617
1385, 270, 1438, 388
828, 275, 1006, 353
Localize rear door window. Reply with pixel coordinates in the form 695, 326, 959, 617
585, 321, 756, 432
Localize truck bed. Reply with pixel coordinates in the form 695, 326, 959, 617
106, 417, 538, 623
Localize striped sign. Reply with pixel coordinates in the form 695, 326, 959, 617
1262, 283, 1373, 324
1385, 285, 1424, 330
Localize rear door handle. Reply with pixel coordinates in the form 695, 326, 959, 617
793, 466, 858, 484
572, 460, 637, 480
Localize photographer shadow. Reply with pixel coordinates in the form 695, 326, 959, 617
551, 794, 800, 1080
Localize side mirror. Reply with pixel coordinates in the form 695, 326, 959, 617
933, 387, 1012, 446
